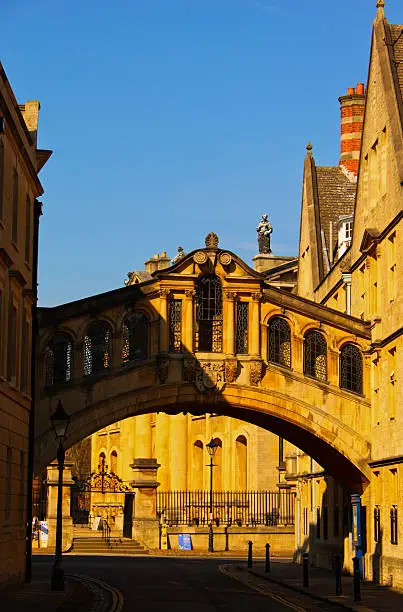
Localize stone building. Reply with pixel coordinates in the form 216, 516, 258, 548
33, 0, 402, 590
289, 2, 403, 587
0, 64, 51, 588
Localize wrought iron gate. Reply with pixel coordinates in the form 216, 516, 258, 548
70, 467, 135, 527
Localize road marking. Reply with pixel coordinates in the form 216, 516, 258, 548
68, 573, 124, 612
219, 564, 307, 612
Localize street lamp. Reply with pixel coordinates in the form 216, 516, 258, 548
50, 400, 70, 591
206, 437, 218, 553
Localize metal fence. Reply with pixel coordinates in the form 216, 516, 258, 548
157, 490, 295, 527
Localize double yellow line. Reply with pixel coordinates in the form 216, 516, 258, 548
219, 564, 306, 612
68, 573, 124, 612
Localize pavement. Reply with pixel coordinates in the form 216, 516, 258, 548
235, 559, 403, 612
0, 570, 122, 612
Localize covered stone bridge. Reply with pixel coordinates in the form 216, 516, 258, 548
36, 240, 372, 494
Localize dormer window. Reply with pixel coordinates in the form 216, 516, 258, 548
337, 216, 354, 259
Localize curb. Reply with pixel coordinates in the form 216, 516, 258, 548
67, 574, 124, 612
237, 565, 376, 612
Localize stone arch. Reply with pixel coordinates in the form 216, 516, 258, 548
43, 332, 74, 387
115, 302, 159, 334
192, 439, 204, 489
211, 436, 223, 490
83, 320, 113, 376
39, 326, 77, 356
235, 434, 248, 490
110, 449, 118, 474
75, 315, 116, 347
35, 382, 372, 492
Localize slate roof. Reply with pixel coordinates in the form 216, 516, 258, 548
127, 270, 153, 285
388, 24, 403, 108
315, 166, 357, 269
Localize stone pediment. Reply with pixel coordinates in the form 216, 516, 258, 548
154, 247, 264, 282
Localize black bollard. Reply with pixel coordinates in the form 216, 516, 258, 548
302, 552, 309, 588
334, 554, 342, 595
265, 543, 271, 573
353, 557, 361, 602
224, 526, 229, 552
247, 541, 253, 568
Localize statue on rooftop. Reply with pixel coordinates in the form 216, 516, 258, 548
257, 214, 273, 254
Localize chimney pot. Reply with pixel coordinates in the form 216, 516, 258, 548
356, 82, 365, 94
348, 87, 355, 95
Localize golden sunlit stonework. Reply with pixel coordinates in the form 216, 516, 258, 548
0, 63, 51, 588
31, 3, 402, 591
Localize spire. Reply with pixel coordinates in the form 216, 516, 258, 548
376, 0, 385, 16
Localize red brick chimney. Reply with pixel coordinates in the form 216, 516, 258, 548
338, 83, 366, 176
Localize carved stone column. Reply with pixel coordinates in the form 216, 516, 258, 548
184, 289, 195, 353
251, 293, 263, 356
159, 288, 170, 352
169, 414, 188, 490
155, 413, 170, 489
46, 461, 74, 552
293, 335, 304, 374
224, 291, 237, 356
328, 347, 340, 387
135, 414, 152, 459
130, 458, 160, 548
342, 273, 352, 315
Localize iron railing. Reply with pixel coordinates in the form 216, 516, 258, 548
157, 490, 295, 527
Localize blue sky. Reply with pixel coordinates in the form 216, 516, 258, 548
2, 1, 400, 306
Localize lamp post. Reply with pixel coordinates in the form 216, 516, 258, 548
206, 437, 218, 553
50, 400, 70, 591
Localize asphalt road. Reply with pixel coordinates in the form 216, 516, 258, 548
32, 556, 344, 612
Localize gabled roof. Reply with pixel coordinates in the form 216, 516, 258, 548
388, 23, 403, 110
316, 166, 356, 268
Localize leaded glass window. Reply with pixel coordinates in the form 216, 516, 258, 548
303, 330, 327, 381
236, 302, 248, 354
195, 275, 222, 352
268, 317, 291, 367
339, 343, 363, 394
45, 335, 72, 386
169, 299, 182, 353
84, 322, 111, 375
121, 312, 148, 364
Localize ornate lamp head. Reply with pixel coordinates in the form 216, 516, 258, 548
206, 437, 218, 457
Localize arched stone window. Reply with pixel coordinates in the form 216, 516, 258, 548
110, 450, 118, 474
193, 440, 204, 489
45, 334, 72, 386
83, 322, 111, 376
121, 312, 149, 364
303, 330, 327, 381
340, 343, 363, 394
268, 317, 291, 367
98, 452, 106, 472
235, 435, 247, 490
213, 438, 223, 490
196, 275, 223, 352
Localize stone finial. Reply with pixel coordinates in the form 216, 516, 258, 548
205, 232, 219, 248
306, 142, 313, 152
376, 0, 385, 8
